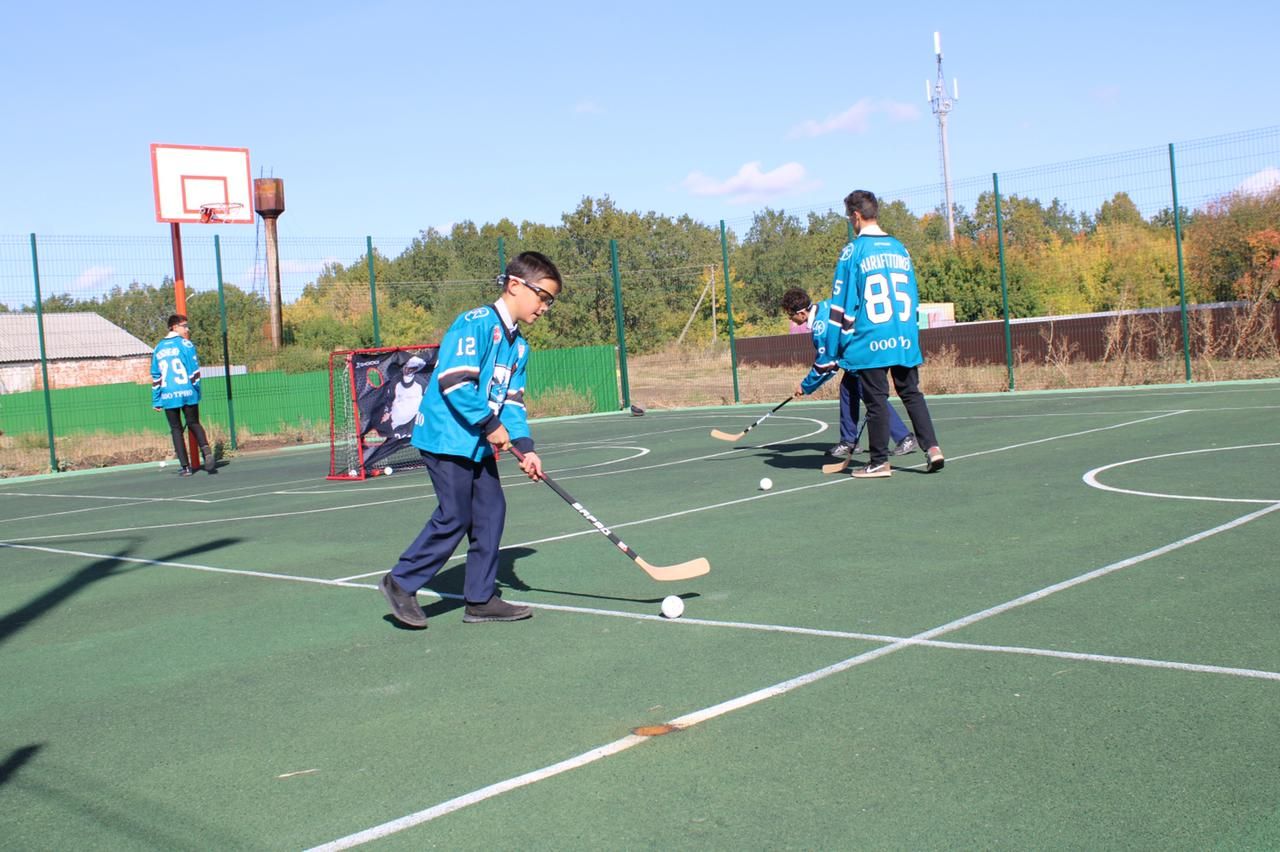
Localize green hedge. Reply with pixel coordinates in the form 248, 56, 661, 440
0, 345, 619, 439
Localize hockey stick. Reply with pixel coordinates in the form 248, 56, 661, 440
507, 448, 710, 582
710, 397, 791, 442
821, 417, 867, 474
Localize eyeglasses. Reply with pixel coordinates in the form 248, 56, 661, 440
509, 275, 556, 307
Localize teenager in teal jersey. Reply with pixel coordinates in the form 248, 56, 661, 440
780, 287, 916, 457
379, 251, 560, 629
827, 190, 944, 478
150, 313, 215, 476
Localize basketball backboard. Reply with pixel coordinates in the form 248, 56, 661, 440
150, 143, 254, 224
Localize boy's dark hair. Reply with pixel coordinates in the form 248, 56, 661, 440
780, 288, 812, 315
167, 313, 187, 330
844, 190, 879, 221
502, 251, 563, 290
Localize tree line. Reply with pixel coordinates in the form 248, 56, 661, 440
6, 185, 1276, 370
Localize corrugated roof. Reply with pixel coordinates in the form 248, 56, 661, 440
0, 313, 153, 363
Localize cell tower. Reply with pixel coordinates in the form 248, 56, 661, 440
927, 31, 960, 242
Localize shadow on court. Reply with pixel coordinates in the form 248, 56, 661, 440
378, 545, 697, 629
0, 537, 243, 648
0, 744, 41, 788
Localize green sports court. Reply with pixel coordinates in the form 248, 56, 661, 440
2, 382, 1278, 849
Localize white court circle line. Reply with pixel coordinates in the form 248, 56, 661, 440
1083, 442, 1280, 504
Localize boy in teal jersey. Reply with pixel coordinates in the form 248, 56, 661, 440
780, 287, 915, 457
827, 190, 944, 478
379, 252, 560, 629
150, 313, 215, 475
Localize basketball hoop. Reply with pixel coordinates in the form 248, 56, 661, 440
199, 202, 246, 223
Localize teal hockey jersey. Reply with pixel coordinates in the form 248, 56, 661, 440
824, 230, 924, 372
411, 301, 533, 460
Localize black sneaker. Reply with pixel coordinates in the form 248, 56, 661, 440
463, 594, 532, 623
178, 466, 194, 477
826, 441, 858, 459
851, 461, 892, 479
201, 447, 217, 473
380, 573, 427, 628
893, 434, 918, 456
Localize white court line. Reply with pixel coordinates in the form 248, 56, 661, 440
278, 447, 656, 496
0, 494, 424, 544
307, 499, 1280, 850
7, 539, 1276, 688
0, 500, 158, 525
0, 490, 210, 504
1083, 443, 1280, 503
0, 412, 1176, 547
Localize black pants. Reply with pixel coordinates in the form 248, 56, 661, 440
857, 366, 939, 464
165, 405, 208, 468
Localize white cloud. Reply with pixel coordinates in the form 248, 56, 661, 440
1235, 166, 1280, 196
72, 265, 114, 293
573, 99, 603, 114
788, 98, 920, 138
682, 161, 820, 204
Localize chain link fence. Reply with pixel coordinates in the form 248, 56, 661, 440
2, 126, 1277, 475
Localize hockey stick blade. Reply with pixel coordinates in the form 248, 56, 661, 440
636, 556, 711, 582
821, 458, 850, 474
709, 428, 745, 442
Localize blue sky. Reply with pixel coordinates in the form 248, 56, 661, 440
3, 0, 1277, 240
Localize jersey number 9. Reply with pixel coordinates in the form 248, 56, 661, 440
157, 358, 189, 387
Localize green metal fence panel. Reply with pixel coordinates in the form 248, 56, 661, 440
526, 344, 619, 414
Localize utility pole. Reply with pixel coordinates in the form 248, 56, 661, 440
927, 31, 960, 242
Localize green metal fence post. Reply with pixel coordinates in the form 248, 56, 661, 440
992, 174, 1015, 392
213, 235, 238, 450
720, 220, 741, 403
1169, 143, 1193, 382
28, 234, 59, 472
610, 239, 631, 408
366, 236, 381, 346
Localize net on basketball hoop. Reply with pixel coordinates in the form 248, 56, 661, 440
328, 345, 439, 480
199, 202, 246, 223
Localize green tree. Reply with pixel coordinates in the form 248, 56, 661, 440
1185, 187, 1280, 302
1094, 192, 1147, 231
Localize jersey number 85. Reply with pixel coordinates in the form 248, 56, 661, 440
863, 272, 913, 324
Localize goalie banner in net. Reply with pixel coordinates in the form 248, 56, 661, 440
328, 345, 439, 480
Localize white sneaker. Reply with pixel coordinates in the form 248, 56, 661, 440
893, 434, 918, 456
826, 442, 858, 459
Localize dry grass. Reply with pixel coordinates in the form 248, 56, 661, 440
624, 338, 1278, 408
0, 421, 331, 478
527, 387, 598, 419
4, 329, 1276, 477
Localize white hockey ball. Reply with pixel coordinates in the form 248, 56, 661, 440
158, 461, 167, 469
759, 477, 773, 491
348, 469, 358, 478
383, 466, 393, 476
661, 595, 684, 619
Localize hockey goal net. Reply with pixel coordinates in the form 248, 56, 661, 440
328, 345, 439, 480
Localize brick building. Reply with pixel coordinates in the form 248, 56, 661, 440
0, 313, 152, 393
